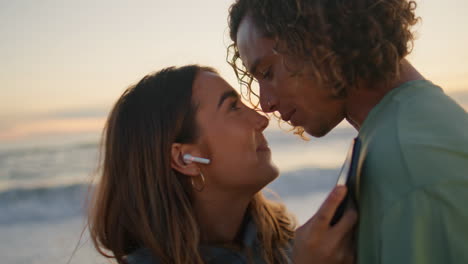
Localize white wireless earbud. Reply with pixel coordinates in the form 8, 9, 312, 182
183, 154, 211, 165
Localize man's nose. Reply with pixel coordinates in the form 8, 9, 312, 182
259, 83, 278, 113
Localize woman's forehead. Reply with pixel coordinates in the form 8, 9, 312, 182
192, 71, 235, 108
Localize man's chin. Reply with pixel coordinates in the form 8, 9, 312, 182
304, 125, 332, 138
290, 124, 332, 138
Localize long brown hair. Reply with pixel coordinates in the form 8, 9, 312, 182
88, 65, 295, 264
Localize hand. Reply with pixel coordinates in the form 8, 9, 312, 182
292, 186, 358, 264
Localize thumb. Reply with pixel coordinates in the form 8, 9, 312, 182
308, 186, 347, 228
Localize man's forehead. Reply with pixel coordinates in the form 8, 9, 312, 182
236, 15, 270, 71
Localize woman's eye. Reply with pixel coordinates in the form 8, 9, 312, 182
230, 100, 241, 111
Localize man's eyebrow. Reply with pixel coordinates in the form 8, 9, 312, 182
217, 90, 239, 109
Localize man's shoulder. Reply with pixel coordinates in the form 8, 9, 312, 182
364, 80, 467, 149
367, 80, 465, 126
394, 81, 468, 156
395, 81, 467, 128
360, 80, 468, 188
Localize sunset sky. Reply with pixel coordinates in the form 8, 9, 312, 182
1, 0, 467, 143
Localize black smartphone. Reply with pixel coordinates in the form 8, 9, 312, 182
330, 137, 361, 226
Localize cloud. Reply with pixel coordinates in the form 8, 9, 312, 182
0, 106, 110, 142
40, 107, 110, 119
0, 117, 106, 142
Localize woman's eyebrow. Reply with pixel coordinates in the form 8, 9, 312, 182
217, 90, 239, 109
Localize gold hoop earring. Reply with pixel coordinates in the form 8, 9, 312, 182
191, 171, 205, 192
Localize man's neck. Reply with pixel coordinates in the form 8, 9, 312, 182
345, 60, 425, 130
194, 192, 251, 245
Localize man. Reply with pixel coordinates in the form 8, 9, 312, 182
227, 0, 468, 263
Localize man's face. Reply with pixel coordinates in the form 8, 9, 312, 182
236, 15, 346, 137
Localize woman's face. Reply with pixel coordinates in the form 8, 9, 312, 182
192, 71, 278, 195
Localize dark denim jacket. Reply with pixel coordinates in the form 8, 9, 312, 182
125, 220, 293, 264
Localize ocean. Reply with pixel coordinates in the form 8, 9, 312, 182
1, 122, 356, 264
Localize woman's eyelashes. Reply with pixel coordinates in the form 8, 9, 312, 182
230, 99, 241, 111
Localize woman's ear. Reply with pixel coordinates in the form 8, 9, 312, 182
171, 143, 202, 176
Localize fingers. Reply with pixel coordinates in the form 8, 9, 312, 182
332, 207, 358, 236
332, 209, 358, 263
308, 186, 347, 227
342, 247, 356, 264
339, 229, 357, 264
345, 234, 357, 264
293, 186, 357, 264
328, 221, 356, 264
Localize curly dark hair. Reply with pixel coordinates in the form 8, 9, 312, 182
227, 0, 419, 102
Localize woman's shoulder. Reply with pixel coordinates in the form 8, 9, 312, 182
125, 248, 160, 264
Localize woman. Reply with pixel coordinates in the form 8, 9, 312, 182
88, 65, 356, 264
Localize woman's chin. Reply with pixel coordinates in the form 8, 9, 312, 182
261, 165, 280, 186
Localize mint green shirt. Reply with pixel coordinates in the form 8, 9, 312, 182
357, 80, 468, 264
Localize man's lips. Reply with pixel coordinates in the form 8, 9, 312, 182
281, 109, 296, 122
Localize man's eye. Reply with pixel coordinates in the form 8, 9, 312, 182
260, 66, 272, 80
